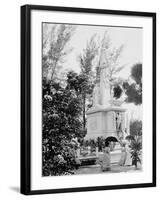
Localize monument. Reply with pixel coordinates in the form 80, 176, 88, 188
86, 46, 129, 144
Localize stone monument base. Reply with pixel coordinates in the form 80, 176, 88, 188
86, 105, 126, 140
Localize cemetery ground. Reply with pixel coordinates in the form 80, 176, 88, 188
75, 164, 142, 175
75, 153, 142, 175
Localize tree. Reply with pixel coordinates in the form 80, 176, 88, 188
66, 70, 88, 139
42, 79, 83, 176
66, 71, 86, 95
78, 35, 98, 129
42, 24, 76, 82
130, 120, 142, 137
123, 63, 142, 105
96, 32, 125, 98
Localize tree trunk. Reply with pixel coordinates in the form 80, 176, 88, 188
82, 94, 86, 129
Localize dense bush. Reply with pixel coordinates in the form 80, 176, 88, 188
130, 136, 142, 168
82, 137, 105, 152
42, 79, 83, 176
130, 120, 142, 137
128, 120, 142, 168
123, 63, 142, 105
113, 85, 123, 99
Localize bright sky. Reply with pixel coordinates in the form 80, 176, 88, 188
64, 25, 142, 80
45, 23, 143, 120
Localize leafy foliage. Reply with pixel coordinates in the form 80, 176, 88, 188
130, 136, 142, 168
113, 85, 123, 99
78, 36, 98, 128
66, 71, 93, 96
123, 63, 142, 105
82, 137, 105, 152
42, 24, 76, 81
125, 135, 135, 141
130, 120, 142, 137
42, 79, 83, 176
126, 120, 142, 169
96, 32, 125, 82
96, 137, 105, 151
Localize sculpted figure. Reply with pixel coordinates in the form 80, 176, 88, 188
116, 112, 122, 131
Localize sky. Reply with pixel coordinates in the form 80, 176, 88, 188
63, 25, 142, 79
44, 23, 143, 120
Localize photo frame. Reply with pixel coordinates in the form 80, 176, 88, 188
21, 4, 156, 195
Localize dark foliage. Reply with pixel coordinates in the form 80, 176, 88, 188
130, 120, 142, 137
42, 79, 83, 176
66, 70, 94, 129
113, 85, 123, 99
82, 137, 105, 152
130, 136, 142, 168
123, 63, 142, 105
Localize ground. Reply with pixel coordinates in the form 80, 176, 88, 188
75, 164, 142, 175
75, 149, 142, 175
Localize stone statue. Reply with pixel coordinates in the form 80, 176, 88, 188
116, 112, 122, 131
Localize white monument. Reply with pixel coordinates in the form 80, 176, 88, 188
86, 47, 129, 142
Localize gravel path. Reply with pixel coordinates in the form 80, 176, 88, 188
75, 164, 142, 175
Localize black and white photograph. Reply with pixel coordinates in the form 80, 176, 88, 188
20, 5, 156, 194
42, 23, 143, 176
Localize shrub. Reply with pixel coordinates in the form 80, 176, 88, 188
130, 136, 142, 169
42, 80, 83, 176
130, 120, 142, 137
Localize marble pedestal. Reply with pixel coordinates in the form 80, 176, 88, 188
86, 105, 126, 141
